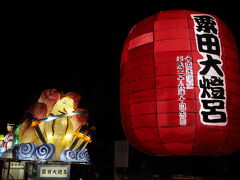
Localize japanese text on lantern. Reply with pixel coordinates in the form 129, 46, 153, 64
192, 14, 227, 126
176, 55, 194, 125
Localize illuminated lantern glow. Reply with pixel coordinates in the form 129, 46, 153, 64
120, 10, 240, 156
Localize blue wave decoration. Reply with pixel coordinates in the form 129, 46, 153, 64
15, 143, 36, 160
76, 148, 90, 162
60, 148, 90, 162
60, 150, 76, 162
34, 143, 55, 161
15, 143, 55, 161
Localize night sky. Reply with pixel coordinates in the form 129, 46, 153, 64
1, 4, 240, 179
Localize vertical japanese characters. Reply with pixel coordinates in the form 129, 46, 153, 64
176, 55, 194, 126
192, 14, 227, 126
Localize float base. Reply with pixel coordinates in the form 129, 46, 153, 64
0, 159, 91, 180
27, 162, 71, 180
1, 159, 27, 180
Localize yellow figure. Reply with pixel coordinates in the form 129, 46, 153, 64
19, 89, 89, 161
44, 97, 74, 159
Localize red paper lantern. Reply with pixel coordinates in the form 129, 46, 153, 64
120, 10, 240, 156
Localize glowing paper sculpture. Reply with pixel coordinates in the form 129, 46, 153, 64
13, 124, 20, 146
0, 123, 17, 158
120, 10, 240, 156
2, 123, 15, 151
18, 89, 94, 161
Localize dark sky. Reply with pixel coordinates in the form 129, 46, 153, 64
0, 4, 239, 179
1, 4, 239, 138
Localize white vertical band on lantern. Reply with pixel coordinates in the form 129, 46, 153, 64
191, 14, 227, 126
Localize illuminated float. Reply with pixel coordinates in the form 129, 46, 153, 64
120, 10, 240, 156
0, 89, 95, 179
14, 88, 95, 162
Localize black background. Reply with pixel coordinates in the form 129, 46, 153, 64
0, 3, 240, 179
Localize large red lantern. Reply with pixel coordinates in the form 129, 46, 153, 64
120, 10, 240, 156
